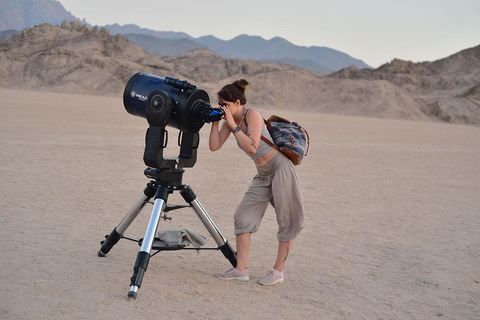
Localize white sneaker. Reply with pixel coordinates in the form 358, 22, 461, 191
259, 269, 284, 286
216, 268, 249, 281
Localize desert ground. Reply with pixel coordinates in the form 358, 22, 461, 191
0, 88, 479, 319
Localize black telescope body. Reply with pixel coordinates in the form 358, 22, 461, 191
123, 73, 223, 133
123, 73, 223, 169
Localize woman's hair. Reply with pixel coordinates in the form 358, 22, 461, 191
217, 79, 249, 105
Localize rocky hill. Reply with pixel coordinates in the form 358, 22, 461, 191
0, 21, 155, 95
329, 46, 480, 124
0, 22, 479, 125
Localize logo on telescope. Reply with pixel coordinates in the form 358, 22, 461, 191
131, 91, 148, 102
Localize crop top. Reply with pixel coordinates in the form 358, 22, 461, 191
235, 108, 275, 160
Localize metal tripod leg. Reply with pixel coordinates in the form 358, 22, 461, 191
127, 185, 169, 300
180, 185, 237, 268
98, 181, 157, 257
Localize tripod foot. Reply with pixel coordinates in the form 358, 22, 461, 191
127, 286, 138, 301
219, 241, 237, 267
98, 228, 122, 257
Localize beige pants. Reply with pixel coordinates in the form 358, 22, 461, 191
234, 152, 305, 242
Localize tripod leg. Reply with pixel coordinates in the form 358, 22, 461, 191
98, 181, 157, 257
180, 185, 237, 268
128, 185, 169, 301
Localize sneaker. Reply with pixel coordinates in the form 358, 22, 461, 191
258, 269, 284, 286
216, 268, 249, 281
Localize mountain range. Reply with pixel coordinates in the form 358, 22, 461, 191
0, 0, 370, 72
1, 22, 479, 125
0, 0, 84, 31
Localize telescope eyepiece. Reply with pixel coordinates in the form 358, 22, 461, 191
205, 107, 224, 122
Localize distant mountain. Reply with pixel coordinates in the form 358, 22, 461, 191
104, 23, 193, 40
124, 32, 371, 72
0, 29, 20, 40
0, 0, 83, 31
195, 34, 371, 72
124, 33, 205, 57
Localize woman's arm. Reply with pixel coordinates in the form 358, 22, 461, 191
209, 120, 231, 151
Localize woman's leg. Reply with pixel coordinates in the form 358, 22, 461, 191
270, 157, 303, 273
273, 240, 293, 272
258, 239, 293, 285
235, 232, 251, 271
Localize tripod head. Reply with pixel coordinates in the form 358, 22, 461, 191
123, 73, 224, 170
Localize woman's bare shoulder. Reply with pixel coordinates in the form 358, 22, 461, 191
245, 108, 263, 124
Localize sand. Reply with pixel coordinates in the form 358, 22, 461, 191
0, 88, 479, 319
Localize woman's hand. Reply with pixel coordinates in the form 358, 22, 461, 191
222, 105, 237, 130
209, 105, 231, 151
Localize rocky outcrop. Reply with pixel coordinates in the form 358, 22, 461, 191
329, 46, 480, 125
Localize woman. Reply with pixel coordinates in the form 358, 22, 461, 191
209, 79, 304, 286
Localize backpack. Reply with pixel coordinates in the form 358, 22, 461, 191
245, 109, 310, 165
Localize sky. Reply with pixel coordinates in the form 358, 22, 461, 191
57, 0, 480, 68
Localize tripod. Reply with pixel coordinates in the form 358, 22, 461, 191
98, 166, 237, 300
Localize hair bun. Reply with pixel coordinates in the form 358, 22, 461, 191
233, 79, 249, 93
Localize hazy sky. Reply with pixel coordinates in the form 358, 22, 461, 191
58, 0, 480, 68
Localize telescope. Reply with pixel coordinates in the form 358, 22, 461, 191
98, 73, 237, 301
124, 73, 223, 132
123, 72, 224, 169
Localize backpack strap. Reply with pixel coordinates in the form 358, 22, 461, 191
304, 129, 310, 156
